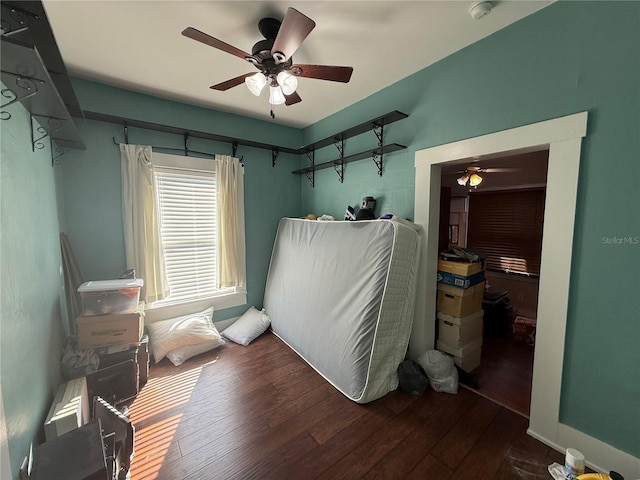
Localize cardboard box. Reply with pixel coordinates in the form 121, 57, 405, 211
77, 312, 143, 350
437, 338, 482, 373
437, 281, 485, 317
437, 310, 484, 348
437, 259, 484, 276
437, 269, 485, 289
44, 377, 89, 441
513, 315, 537, 345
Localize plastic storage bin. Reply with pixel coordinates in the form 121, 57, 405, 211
78, 279, 143, 316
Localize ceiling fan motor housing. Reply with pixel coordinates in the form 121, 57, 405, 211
258, 17, 281, 39
250, 36, 293, 80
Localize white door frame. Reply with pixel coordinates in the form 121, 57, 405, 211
411, 112, 638, 475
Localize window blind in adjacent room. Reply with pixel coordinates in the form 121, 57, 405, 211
467, 189, 546, 276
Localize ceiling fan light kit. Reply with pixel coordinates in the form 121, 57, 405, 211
269, 85, 286, 106
276, 71, 298, 95
469, 173, 483, 186
457, 174, 470, 186
182, 7, 353, 119
245, 72, 267, 96
457, 166, 483, 187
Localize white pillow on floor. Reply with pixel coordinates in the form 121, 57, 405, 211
222, 307, 271, 346
147, 307, 223, 363
166, 338, 225, 366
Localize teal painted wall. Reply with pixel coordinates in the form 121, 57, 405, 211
301, 2, 640, 457
2, 3, 638, 475
1, 102, 66, 477
62, 79, 303, 320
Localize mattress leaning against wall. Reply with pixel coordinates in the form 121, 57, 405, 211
263, 218, 421, 403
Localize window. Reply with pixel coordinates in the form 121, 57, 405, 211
467, 189, 545, 276
151, 153, 237, 307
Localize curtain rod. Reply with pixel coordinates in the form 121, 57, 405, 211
110, 134, 244, 162
80, 109, 300, 157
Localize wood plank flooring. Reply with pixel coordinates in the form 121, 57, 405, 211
127, 331, 561, 480
469, 333, 535, 417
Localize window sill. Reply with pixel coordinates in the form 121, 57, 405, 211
143, 291, 247, 324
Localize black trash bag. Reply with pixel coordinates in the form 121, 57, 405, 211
397, 359, 429, 396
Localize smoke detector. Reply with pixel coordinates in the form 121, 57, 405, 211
469, 1, 494, 20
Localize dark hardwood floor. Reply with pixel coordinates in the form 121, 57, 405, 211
468, 333, 535, 417
128, 331, 561, 479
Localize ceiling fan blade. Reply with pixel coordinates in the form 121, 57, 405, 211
285, 91, 302, 106
290, 64, 353, 83
483, 167, 520, 173
271, 8, 316, 64
210, 73, 255, 91
182, 27, 253, 61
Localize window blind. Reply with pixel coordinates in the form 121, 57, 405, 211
154, 167, 219, 304
467, 189, 545, 276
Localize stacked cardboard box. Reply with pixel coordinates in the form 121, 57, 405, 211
75, 280, 146, 410
436, 259, 485, 372
76, 279, 144, 350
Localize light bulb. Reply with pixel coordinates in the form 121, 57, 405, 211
469, 173, 483, 187
245, 72, 267, 96
457, 174, 469, 186
276, 71, 298, 95
269, 85, 286, 105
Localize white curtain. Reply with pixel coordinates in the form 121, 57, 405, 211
215, 154, 246, 290
120, 144, 169, 303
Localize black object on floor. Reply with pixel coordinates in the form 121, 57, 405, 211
398, 359, 429, 395
456, 365, 480, 389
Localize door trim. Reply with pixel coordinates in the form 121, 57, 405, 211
412, 111, 590, 459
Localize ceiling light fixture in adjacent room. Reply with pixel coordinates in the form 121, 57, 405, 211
469, 173, 483, 187
457, 174, 470, 186
457, 167, 483, 187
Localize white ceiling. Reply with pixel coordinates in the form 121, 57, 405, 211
42, 1, 553, 128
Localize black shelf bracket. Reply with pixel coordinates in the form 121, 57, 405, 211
305, 149, 315, 187
232, 141, 238, 158
291, 111, 408, 184
50, 136, 64, 167
1, 38, 86, 165
333, 137, 345, 183
31, 113, 64, 151
184, 132, 190, 157
0, 72, 43, 120
0, 3, 39, 38
272, 147, 279, 168
372, 123, 384, 176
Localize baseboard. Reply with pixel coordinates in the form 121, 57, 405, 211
527, 424, 640, 479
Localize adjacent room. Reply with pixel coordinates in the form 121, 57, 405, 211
1, 1, 638, 479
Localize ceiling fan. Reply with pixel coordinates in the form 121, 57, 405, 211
445, 165, 519, 187
182, 7, 354, 117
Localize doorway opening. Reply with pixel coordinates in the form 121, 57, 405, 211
439, 149, 549, 417
411, 112, 587, 453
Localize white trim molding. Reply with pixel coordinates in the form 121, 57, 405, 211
412, 112, 639, 477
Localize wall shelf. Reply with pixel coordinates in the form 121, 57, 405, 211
1, 37, 85, 164
292, 110, 408, 186
292, 143, 406, 175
